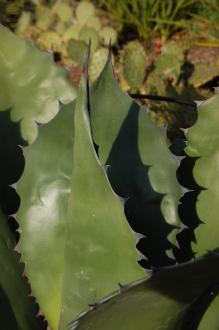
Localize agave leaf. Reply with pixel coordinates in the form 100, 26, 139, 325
198, 295, 219, 330
72, 251, 219, 330
0, 26, 77, 144
0, 110, 25, 225
185, 93, 219, 255
0, 209, 45, 330
89, 56, 182, 267
17, 79, 144, 329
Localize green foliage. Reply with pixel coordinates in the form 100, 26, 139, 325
76, 1, 96, 23
1, 25, 219, 330
99, 26, 118, 46
14, 0, 117, 80
185, 91, 219, 256
16, 78, 144, 329
121, 41, 148, 91
89, 57, 182, 265
154, 43, 184, 84
94, 0, 199, 40
189, 63, 219, 87
67, 39, 88, 65
198, 295, 219, 330
78, 26, 100, 52
0, 25, 76, 144
89, 47, 109, 81
73, 252, 219, 329
0, 211, 44, 329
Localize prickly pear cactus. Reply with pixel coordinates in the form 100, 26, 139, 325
76, 0, 95, 23
35, 5, 55, 30
89, 48, 110, 82
154, 43, 184, 85
36, 31, 63, 52
78, 26, 99, 52
121, 41, 148, 91
189, 62, 219, 88
67, 39, 88, 66
100, 26, 118, 46
15, 11, 32, 39
52, 1, 73, 23
13, 0, 118, 84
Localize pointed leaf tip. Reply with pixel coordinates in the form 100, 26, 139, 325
84, 42, 91, 86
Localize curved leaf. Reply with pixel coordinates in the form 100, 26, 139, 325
89, 57, 182, 267
0, 209, 45, 330
0, 26, 77, 144
185, 93, 219, 255
17, 79, 144, 329
72, 251, 219, 330
198, 295, 219, 330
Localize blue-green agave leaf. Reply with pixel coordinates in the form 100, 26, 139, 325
89, 56, 182, 267
72, 251, 219, 330
0, 26, 77, 144
17, 77, 144, 329
185, 93, 219, 256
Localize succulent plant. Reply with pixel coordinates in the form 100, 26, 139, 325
16, 11, 32, 38
13, 0, 117, 86
52, 1, 73, 22
67, 39, 88, 66
189, 62, 219, 88
121, 40, 148, 91
78, 26, 100, 52
99, 26, 118, 46
85, 15, 102, 31
35, 5, 55, 30
63, 25, 81, 42
36, 31, 63, 52
75, 0, 96, 23
154, 42, 184, 85
89, 47, 109, 82
2, 25, 219, 330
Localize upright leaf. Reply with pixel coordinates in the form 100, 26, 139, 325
17, 80, 144, 329
0, 26, 77, 144
89, 57, 182, 267
185, 93, 219, 255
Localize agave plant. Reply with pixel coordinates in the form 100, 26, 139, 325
1, 25, 219, 330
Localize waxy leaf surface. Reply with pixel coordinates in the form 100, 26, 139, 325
73, 252, 219, 330
186, 94, 219, 255
0, 210, 44, 330
0, 26, 77, 144
89, 58, 182, 267
17, 80, 144, 330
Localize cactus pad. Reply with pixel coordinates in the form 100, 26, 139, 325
85, 15, 101, 31
35, 5, 55, 31
16, 11, 32, 39
189, 62, 219, 88
52, 2, 73, 23
36, 31, 63, 52
63, 25, 81, 42
67, 39, 87, 65
78, 26, 99, 52
121, 41, 147, 91
100, 26, 118, 46
76, 1, 95, 23
89, 48, 109, 82
154, 43, 184, 84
